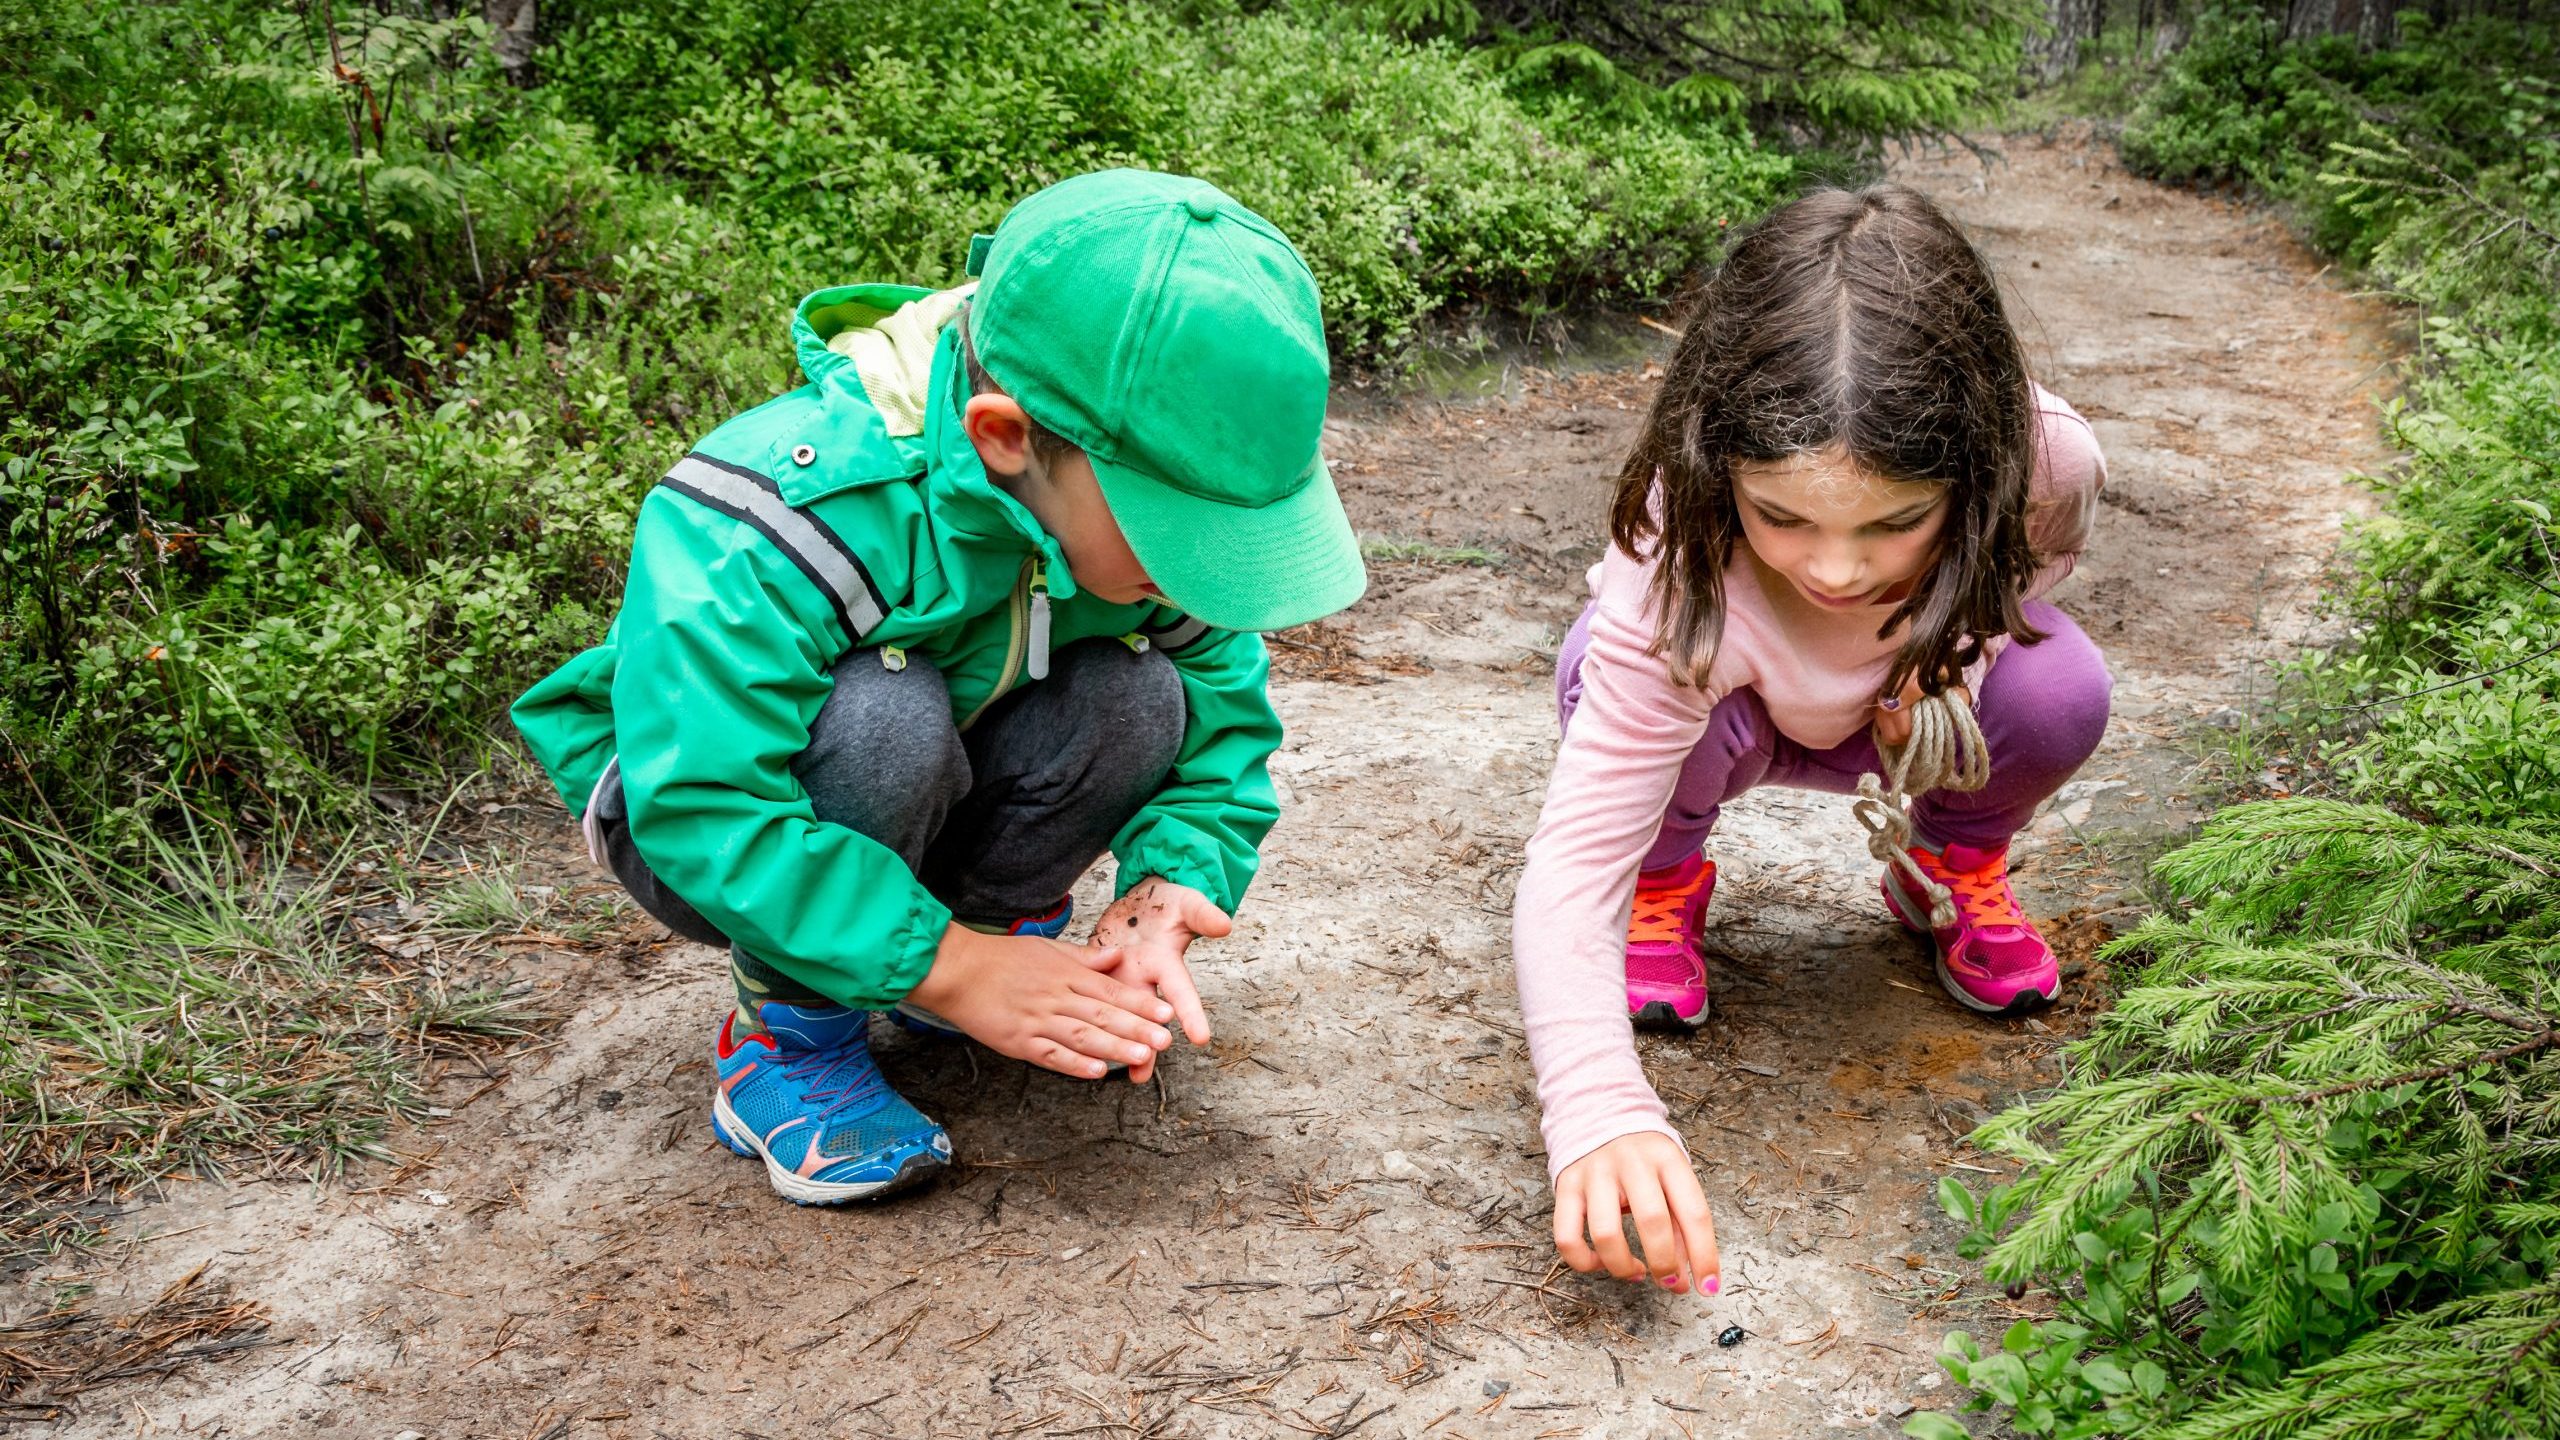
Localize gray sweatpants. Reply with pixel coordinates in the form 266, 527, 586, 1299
593, 638, 1187, 1003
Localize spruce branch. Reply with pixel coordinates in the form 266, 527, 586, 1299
2157, 1281, 2560, 1440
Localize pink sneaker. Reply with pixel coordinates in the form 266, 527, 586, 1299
1625, 852, 1716, 1029
1880, 840, 2060, 1015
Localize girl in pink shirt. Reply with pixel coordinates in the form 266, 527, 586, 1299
1514, 185, 2110, 1297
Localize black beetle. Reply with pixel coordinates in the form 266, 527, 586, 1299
1715, 1325, 1747, 1348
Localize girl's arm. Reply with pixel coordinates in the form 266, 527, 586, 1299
1514, 552, 1720, 1179
2023, 385, 2109, 600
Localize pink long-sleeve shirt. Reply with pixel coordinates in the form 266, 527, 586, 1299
1514, 388, 2106, 1179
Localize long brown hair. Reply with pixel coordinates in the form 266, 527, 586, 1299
1610, 184, 2043, 697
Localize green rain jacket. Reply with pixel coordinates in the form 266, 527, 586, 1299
510, 284, 1283, 1008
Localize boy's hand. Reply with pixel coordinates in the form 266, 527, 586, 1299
1088, 877, 1229, 1082
907, 925, 1175, 1080
1875, 678, 1972, 750
1554, 1132, 1722, 1297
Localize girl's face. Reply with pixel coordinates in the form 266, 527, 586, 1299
1732, 447, 1949, 611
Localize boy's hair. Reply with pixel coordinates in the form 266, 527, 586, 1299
957, 302, 1079, 468
1609, 183, 2043, 698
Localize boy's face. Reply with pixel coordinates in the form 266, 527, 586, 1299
1732, 446, 1949, 612
964, 394, 1165, 607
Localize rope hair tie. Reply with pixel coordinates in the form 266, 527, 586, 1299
1851, 685, 1991, 929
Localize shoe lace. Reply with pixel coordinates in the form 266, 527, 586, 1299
1629, 866, 1710, 946
778, 1034, 892, 1125
1924, 850, 2024, 930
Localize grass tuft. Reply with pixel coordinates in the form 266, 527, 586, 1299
0, 818, 550, 1261
1358, 534, 1504, 567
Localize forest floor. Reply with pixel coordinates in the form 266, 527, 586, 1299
18, 130, 2398, 1439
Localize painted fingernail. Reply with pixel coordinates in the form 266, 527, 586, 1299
1660, 1276, 1682, 1291
1703, 1275, 1720, 1296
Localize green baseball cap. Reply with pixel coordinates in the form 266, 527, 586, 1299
969, 169, 1365, 634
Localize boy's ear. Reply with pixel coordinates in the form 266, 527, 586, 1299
962, 393, 1035, 479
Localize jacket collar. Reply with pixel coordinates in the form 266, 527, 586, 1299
919, 323, 1073, 594
791, 285, 1073, 593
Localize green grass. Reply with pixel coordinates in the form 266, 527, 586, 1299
433, 859, 539, 936
1358, 534, 1505, 567
0, 818, 548, 1260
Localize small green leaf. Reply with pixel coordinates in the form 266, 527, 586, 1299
1938, 1176, 1978, 1226
1901, 1414, 1971, 1440
2081, 1357, 2133, 1394
1974, 1352, 2032, 1405
2002, 1318, 2038, 1354
2359, 1262, 2409, 1296
2133, 1359, 2168, 1399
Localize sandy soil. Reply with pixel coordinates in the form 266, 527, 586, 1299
19, 133, 2397, 1440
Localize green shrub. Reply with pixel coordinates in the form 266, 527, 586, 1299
1923, 804, 2560, 1439
0, 3, 782, 842
541, 0, 1793, 358
0, 0, 1811, 849
1917, 15, 2560, 1440
2121, 6, 2557, 255
1324, 0, 2038, 160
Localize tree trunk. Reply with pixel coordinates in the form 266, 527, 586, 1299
2028, 0, 2102, 81
2285, 0, 2401, 45
484, 0, 537, 83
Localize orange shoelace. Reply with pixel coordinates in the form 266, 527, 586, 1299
1629, 864, 1713, 945
1915, 849, 2024, 929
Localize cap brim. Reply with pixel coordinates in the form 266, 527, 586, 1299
1090, 451, 1367, 634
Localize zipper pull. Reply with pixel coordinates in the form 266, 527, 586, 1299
1026, 561, 1051, 681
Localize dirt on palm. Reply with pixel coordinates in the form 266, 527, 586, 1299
21, 133, 2396, 1439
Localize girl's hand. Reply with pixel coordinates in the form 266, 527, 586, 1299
1553, 1132, 1722, 1296
1875, 676, 1972, 749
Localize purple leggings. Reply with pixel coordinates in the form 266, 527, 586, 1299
1557, 601, 2113, 871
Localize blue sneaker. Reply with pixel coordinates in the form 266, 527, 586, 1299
891, 897, 1073, 1037
710, 1003, 950, 1205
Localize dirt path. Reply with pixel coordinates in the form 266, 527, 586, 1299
27, 134, 2395, 1439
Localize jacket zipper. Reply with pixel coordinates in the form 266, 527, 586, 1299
1025, 561, 1052, 682
958, 557, 1041, 731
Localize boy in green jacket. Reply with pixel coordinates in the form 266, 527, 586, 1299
511, 170, 1365, 1205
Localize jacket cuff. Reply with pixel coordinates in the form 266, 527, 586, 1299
1114, 824, 1240, 914
876, 885, 954, 1005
